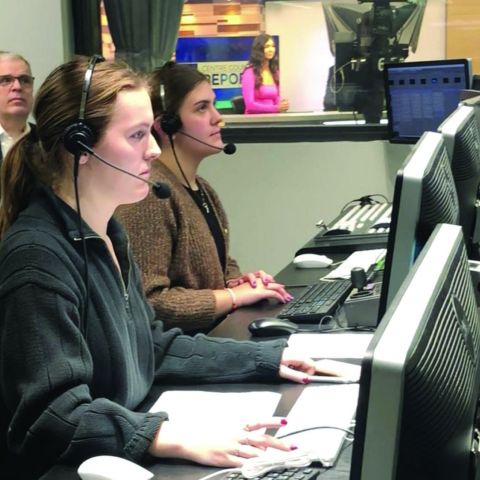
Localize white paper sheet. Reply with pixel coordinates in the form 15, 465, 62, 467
288, 332, 374, 359
149, 387, 358, 469
149, 390, 281, 429
323, 248, 386, 280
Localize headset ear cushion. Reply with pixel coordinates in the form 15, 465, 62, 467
160, 112, 182, 136
63, 121, 96, 155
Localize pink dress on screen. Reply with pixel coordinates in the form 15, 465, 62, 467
241, 66, 280, 114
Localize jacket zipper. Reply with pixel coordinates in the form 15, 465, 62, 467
73, 234, 130, 310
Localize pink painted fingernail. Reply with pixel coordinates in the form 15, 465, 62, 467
303, 377, 311, 384
290, 445, 298, 451
281, 418, 288, 425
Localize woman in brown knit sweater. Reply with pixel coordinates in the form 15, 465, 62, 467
116, 62, 293, 333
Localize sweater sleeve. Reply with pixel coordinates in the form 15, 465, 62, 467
0, 277, 164, 473
151, 323, 288, 383
241, 67, 280, 114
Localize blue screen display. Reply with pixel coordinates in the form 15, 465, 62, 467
176, 36, 280, 105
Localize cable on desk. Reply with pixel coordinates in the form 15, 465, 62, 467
328, 325, 376, 333
340, 193, 390, 212
316, 312, 335, 331
276, 425, 354, 440
276, 425, 355, 470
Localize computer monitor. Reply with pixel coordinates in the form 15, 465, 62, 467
438, 104, 480, 259
351, 223, 480, 480
377, 131, 460, 320
384, 58, 472, 143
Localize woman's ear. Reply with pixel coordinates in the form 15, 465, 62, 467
153, 117, 162, 136
78, 152, 90, 165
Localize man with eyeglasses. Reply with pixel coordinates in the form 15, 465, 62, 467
0, 51, 34, 163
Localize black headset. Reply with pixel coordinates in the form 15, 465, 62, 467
159, 82, 182, 136
63, 54, 105, 156
62, 54, 105, 338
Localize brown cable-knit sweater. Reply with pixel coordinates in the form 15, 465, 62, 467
116, 160, 241, 333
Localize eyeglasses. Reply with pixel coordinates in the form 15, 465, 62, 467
0, 75, 35, 88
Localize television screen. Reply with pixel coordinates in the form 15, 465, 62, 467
351, 223, 480, 480
384, 58, 472, 143
175, 35, 279, 110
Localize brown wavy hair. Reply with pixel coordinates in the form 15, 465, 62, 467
245, 33, 280, 89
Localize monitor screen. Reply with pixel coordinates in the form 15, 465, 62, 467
351, 223, 480, 480
377, 131, 460, 320
438, 104, 480, 259
384, 59, 472, 144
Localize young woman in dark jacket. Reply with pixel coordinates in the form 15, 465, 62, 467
0, 56, 325, 479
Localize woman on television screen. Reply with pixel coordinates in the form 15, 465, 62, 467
241, 33, 289, 114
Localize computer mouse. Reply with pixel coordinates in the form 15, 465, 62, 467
248, 317, 300, 337
324, 228, 352, 236
77, 455, 153, 480
293, 253, 333, 268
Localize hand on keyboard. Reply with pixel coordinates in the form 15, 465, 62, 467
226, 280, 293, 311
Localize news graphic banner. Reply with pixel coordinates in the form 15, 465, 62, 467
176, 35, 280, 109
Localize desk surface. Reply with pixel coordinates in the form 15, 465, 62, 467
41, 262, 354, 480
209, 261, 334, 340
42, 383, 353, 480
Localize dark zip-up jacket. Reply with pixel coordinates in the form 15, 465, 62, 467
0, 187, 287, 478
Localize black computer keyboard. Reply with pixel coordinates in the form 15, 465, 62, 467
226, 466, 322, 480
278, 279, 352, 322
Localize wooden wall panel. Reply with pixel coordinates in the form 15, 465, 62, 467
100, 1, 115, 59
213, 4, 242, 16
446, 0, 480, 74
179, 1, 264, 37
